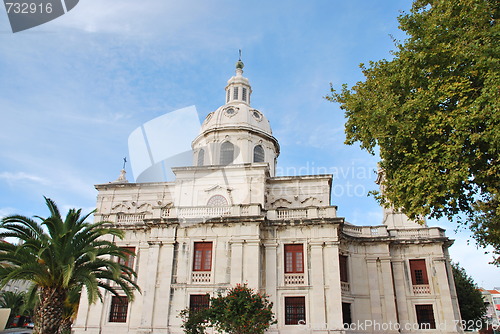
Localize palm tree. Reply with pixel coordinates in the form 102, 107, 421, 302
0, 197, 140, 334
0, 290, 27, 327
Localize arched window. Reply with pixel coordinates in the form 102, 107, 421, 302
207, 195, 228, 207
220, 141, 234, 165
253, 145, 265, 163
197, 149, 205, 166
242, 87, 247, 102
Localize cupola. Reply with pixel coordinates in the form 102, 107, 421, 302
192, 58, 280, 176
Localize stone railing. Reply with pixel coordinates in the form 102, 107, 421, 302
178, 206, 231, 218
343, 225, 388, 237
116, 213, 146, 224
192, 272, 211, 283
102, 204, 262, 224
267, 206, 337, 220
341, 281, 350, 294
284, 273, 305, 285
390, 228, 446, 239
412, 284, 431, 294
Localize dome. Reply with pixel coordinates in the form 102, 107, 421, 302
198, 104, 273, 138
191, 60, 280, 176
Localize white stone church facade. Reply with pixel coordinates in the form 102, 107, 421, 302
74, 62, 462, 334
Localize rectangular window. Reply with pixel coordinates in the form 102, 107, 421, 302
189, 294, 210, 313
227, 89, 230, 103
284, 244, 304, 273
118, 247, 135, 269
339, 255, 349, 283
342, 302, 352, 325
285, 297, 306, 325
193, 242, 212, 271
109, 296, 128, 323
233, 87, 239, 100
409, 259, 429, 285
242, 87, 247, 101
415, 304, 436, 329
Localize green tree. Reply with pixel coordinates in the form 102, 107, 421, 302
179, 305, 209, 334
180, 284, 276, 334
452, 263, 487, 323
0, 197, 140, 334
0, 290, 28, 327
327, 0, 500, 262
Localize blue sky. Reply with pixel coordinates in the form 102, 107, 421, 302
0, 0, 498, 287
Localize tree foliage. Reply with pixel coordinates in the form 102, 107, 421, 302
180, 284, 276, 334
328, 0, 500, 261
452, 263, 487, 322
0, 290, 30, 327
0, 197, 140, 334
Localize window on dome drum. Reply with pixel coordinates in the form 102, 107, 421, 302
220, 141, 234, 165
193, 242, 212, 272
253, 145, 265, 163
409, 259, 429, 285
339, 255, 349, 283
233, 87, 239, 100
415, 304, 436, 329
226, 89, 230, 103
189, 294, 210, 313
242, 87, 247, 101
284, 244, 304, 273
342, 302, 352, 326
197, 149, 204, 166
285, 297, 306, 325
109, 296, 128, 323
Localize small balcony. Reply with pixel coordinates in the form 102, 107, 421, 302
192, 271, 211, 284
341, 281, 350, 294
412, 284, 431, 294
284, 273, 305, 285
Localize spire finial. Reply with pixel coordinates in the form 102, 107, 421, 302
122, 157, 127, 170
235, 49, 244, 71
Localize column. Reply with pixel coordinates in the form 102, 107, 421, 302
138, 242, 160, 333
244, 240, 261, 288
367, 258, 383, 323
391, 259, 410, 328
264, 242, 278, 333
310, 242, 327, 331
379, 258, 399, 332
153, 241, 176, 330
324, 242, 343, 330
128, 242, 150, 330
433, 258, 462, 333
230, 241, 243, 285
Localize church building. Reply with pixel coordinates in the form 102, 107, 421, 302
73, 61, 462, 334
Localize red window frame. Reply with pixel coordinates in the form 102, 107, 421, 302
284, 244, 304, 274
193, 242, 212, 271
409, 259, 429, 285
118, 247, 135, 268
285, 296, 306, 325
415, 304, 436, 329
109, 296, 129, 323
189, 294, 210, 313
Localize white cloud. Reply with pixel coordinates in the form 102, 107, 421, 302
0, 172, 51, 186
